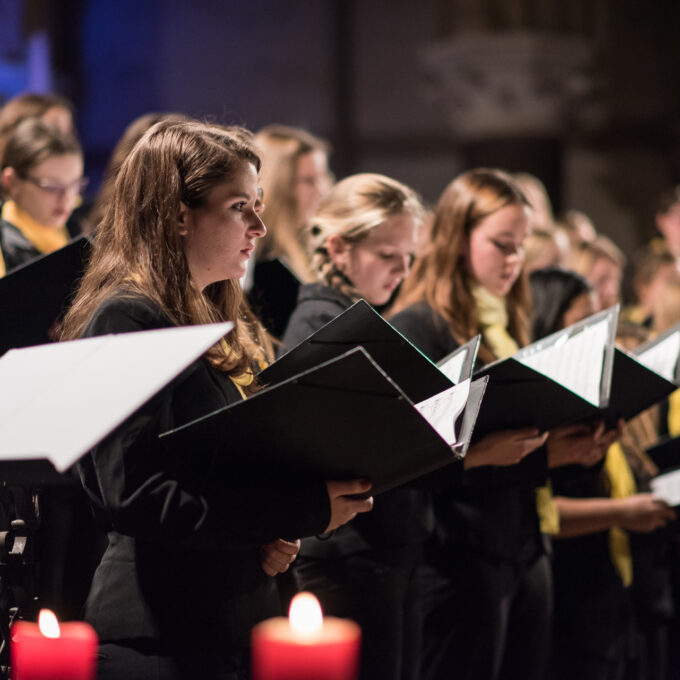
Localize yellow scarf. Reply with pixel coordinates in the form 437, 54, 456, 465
1, 200, 69, 254
470, 284, 560, 533
219, 338, 266, 399
605, 443, 636, 587
471, 284, 519, 360
667, 389, 680, 438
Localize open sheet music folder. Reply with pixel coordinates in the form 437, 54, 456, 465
261, 299, 466, 403
599, 347, 677, 426
163, 347, 488, 496
0, 236, 92, 357
473, 307, 619, 435
634, 321, 680, 385
0, 322, 232, 484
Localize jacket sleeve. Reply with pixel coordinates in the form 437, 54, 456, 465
78, 296, 331, 548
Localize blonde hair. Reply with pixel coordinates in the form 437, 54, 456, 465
61, 120, 272, 389
571, 235, 626, 277
513, 172, 554, 232
523, 228, 564, 273
254, 125, 330, 281
392, 168, 532, 363
306, 173, 424, 301
653, 281, 680, 333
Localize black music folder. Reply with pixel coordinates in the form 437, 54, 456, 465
0, 236, 91, 356
0, 322, 232, 484
248, 258, 300, 339
633, 321, 680, 385
473, 307, 619, 435
261, 299, 462, 403
647, 436, 680, 472
163, 347, 488, 496
599, 346, 677, 426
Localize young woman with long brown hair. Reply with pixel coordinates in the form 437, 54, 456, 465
61, 120, 372, 679
390, 168, 616, 680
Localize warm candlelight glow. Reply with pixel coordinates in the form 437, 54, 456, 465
288, 592, 323, 635
38, 609, 60, 639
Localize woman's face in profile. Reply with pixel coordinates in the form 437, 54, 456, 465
180, 161, 266, 290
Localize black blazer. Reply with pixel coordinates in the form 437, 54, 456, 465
390, 301, 547, 563
79, 292, 330, 661
0, 217, 41, 273
281, 283, 435, 555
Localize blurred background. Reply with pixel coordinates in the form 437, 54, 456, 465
2, 0, 680, 255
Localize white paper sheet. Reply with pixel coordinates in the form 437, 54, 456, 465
438, 349, 467, 385
415, 379, 471, 447
0, 322, 232, 471
651, 468, 680, 507
516, 317, 610, 406
636, 331, 680, 384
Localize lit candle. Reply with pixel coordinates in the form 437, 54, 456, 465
252, 592, 361, 680
11, 609, 98, 680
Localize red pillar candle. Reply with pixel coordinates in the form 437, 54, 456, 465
11, 609, 98, 680
252, 592, 361, 680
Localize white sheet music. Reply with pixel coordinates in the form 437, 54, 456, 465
636, 332, 680, 384
415, 379, 470, 447
651, 469, 680, 507
0, 323, 232, 471
438, 349, 467, 385
517, 317, 610, 406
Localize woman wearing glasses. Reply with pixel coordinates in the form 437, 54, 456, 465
0, 117, 86, 273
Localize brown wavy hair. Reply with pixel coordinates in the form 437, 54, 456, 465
391, 168, 531, 363
61, 120, 273, 388
86, 112, 189, 234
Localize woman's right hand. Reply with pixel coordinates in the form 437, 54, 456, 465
617, 493, 675, 533
464, 428, 548, 469
325, 479, 374, 532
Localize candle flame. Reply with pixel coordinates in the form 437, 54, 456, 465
289, 592, 323, 635
38, 609, 60, 638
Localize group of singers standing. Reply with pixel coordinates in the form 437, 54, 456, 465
1, 93, 679, 680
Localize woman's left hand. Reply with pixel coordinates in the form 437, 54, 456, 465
260, 538, 301, 576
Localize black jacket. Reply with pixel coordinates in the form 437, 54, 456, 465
0, 217, 41, 273
79, 292, 330, 665
390, 301, 547, 563
282, 283, 435, 555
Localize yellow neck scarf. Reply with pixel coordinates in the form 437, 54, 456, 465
471, 284, 519, 360
605, 443, 636, 587
219, 338, 264, 399
1, 200, 69, 254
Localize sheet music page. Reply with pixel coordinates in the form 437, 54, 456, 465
438, 349, 467, 385
0, 323, 232, 471
517, 317, 610, 406
415, 379, 470, 447
636, 332, 680, 383
651, 469, 680, 506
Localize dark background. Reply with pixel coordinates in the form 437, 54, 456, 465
2, 0, 680, 255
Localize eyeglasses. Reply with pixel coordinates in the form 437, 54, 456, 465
22, 176, 89, 196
